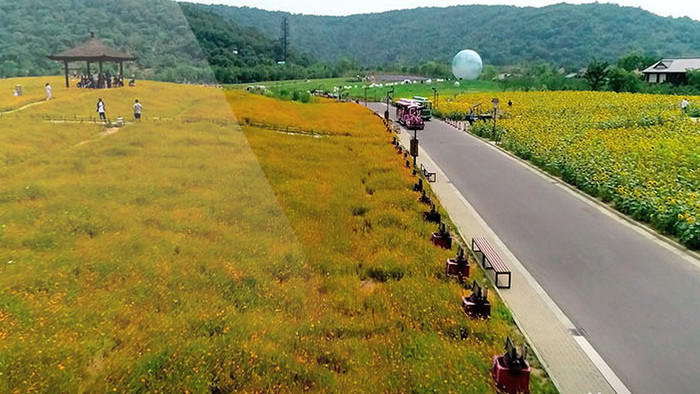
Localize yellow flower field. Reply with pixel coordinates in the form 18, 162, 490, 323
437, 91, 700, 248
0, 78, 555, 392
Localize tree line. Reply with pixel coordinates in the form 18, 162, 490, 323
493, 53, 700, 95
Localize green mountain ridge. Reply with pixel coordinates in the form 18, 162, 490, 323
0, 0, 309, 82
3, 0, 700, 82
199, 2, 700, 67
0, 0, 212, 80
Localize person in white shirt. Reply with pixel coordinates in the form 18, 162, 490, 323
681, 98, 689, 112
45, 83, 52, 100
96, 98, 106, 122
133, 99, 142, 121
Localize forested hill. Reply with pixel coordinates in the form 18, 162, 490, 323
0, 0, 318, 82
0, 0, 210, 80
181, 5, 328, 82
199, 2, 700, 67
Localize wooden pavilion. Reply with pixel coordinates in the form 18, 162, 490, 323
47, 32, 137, 88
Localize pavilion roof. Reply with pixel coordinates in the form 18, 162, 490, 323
47, 32, 136, 62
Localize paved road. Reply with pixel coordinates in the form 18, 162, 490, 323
370, 104, 700, 394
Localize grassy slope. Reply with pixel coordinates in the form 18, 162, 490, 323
0, 77, 64, 112
0, 78, 554, 392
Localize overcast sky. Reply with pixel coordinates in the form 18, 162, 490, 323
185, 0, 700, 21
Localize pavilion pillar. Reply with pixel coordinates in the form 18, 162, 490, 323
87, 61, 91, 76
64, 61, 69, 88
119, 62, 123, 78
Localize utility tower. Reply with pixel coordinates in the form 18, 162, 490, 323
280, 17, 289, 64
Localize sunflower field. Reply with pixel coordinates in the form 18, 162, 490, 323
436, 91, 700, 249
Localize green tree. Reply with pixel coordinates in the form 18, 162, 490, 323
617, 52, 659, 72
607, 67, 642, 93
686, 69, 700, 88
584, 59, 609, 91
479, 65, 499, 81
334, 57, 356, 75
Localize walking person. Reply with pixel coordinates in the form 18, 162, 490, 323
45, 82, 52, 100
133, 99, 142, 121
96, 98, 106, 123
681, 98, 689, 113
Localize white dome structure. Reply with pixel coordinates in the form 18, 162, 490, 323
452, 50, 483, 80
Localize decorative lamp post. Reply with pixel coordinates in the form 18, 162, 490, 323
385, 87, 394, 120
491, 98, 499, 141
410, 128, 419, 167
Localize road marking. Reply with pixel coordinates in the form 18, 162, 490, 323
574, 336, 632, 394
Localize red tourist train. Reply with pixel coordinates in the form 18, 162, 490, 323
395, 98, 425, 130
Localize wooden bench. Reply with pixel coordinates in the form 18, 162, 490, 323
420, 163, 436, 182
471, 236, 511, 289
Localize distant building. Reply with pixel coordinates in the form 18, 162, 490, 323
494, 73, 512, 81
642, 58, 700, 84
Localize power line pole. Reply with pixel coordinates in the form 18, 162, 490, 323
280, 17, 289, 64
